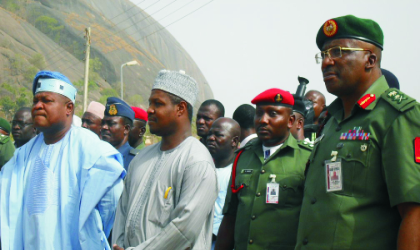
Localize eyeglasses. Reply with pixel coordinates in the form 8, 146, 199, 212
315, 46, 372, 64
12, 120, 33, 128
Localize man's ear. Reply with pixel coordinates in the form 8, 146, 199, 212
124, 124, 131, 136
66, 102, 74, 117
177, 101, 187, 117
297, 118, 304, 129
140, 127, 146, 136
366, 53, 378, 70
288, 114, 296, 129
232, 136, 239, 149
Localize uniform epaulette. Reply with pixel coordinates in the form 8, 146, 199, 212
382, 88, 417, 112
298, 140, 313, 151
234, 138, 257, 153
0, 134, 10, 144
130, 148, 141, 155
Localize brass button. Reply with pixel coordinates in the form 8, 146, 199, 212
283, 184, 287, 188
311, 198, 317, 204
335, 126, 341, 131
336, 143, 344, 149
261, 170, 265, 174
346, 153, 352, 158
256, 192, 261, 197
251, 215, 256, 220
249, 239, 253, 244
303, 238, 309, 245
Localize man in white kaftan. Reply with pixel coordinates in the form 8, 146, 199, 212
0, 71, 125, 250
112, 69, 219, 250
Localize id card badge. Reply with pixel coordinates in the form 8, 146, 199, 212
325, 158, 343, 192
266, 182, 279, 204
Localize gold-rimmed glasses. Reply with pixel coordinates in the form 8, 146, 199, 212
315, 46, 372, 64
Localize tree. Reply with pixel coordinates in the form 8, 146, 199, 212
0, 96, 17, 120
23, 66, 38, 83
29, 53, 46, 69
126, 94, 144, 107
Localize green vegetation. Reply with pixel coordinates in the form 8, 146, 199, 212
126, 94, 144, 107
99, 88, 119, 104
29, 53, 46, 69
1, 0, 20, 12
0, 83, 32, 119
35, 16, 64, 43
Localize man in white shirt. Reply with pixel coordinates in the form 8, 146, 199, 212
206, 118, 240, 249
112, 69, 219, 250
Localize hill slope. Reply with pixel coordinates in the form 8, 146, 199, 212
0, 0, 213, 118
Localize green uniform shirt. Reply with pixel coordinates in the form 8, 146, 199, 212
0, 134, 15, 169
135, 141, 145, 150
224, 135, 311, 250
296, 76, 420, 249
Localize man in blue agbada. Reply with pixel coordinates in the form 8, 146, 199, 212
0, 71, 126, 249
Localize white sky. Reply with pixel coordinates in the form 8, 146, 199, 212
131, 0, 420, 117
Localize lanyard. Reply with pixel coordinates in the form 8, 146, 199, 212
231, 149, 245, 194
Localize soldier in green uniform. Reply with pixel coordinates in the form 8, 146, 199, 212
295, 15, 420, 249
0, 117, 15, 169
215, 88, 312, 250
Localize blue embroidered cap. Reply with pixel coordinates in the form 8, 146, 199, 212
105, 97, 135, 121
32, 71, 77, 102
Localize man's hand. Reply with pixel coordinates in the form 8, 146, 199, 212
113, 244, 124, 250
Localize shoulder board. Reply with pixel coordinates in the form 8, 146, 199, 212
130, 148, 141, 155
298, 140, 313, 151
234, 138, 257, 153
382, 88, 416, 112
0, 134, 10, 144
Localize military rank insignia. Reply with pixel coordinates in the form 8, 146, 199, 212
387, 90, 407, 104
323, 19, 338, 37
340, 127, 370, 140
414, 137, 420, 164
357, 94, 376, 109
109, 104, 118, 115
275, 94, 282, 103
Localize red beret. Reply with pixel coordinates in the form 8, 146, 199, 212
251, 88, 294, 107
131, 107, 148, 121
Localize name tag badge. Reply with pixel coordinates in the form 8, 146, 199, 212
325, 159, 343, 192
242, 169, 253, 174
266, 182, 279, 204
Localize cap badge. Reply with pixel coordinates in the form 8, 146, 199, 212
275, 94, 283, 103
323, 19, 338, 37
109, 104, 118, 115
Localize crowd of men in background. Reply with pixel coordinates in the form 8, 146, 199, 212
0, 14, 419, 250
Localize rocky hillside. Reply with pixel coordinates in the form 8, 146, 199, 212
0, 0, 213, 118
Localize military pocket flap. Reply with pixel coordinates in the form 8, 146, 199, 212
340, 140, 370, 167
278, 175, 303, 192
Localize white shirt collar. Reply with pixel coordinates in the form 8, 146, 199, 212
239, 134, 258, 148
262, 144, 283, 160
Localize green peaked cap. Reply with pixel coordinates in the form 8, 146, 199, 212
316, 15, 384, 50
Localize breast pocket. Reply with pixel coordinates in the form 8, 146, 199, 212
148, 181, 174, 227
277, 175, 304, 207
336, 140, 371, 197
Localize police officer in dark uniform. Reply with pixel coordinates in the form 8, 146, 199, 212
215, 88, 311, 250
101, 97, 139, 171
296, 15, 420, 249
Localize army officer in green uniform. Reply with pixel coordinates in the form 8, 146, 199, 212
0, 118, 15, 170
215, 88, 312, 250
295, 15, 420, 250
